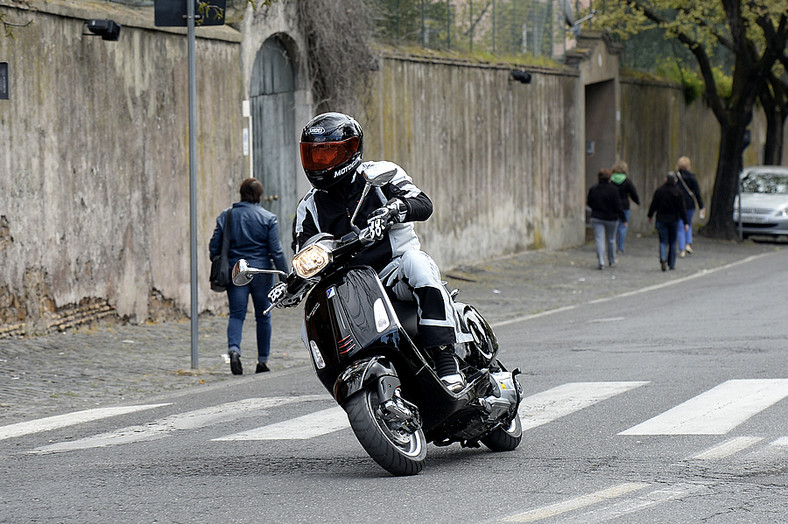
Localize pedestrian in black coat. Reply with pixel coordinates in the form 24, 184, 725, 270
647, 173, 689, 271
587, 169, 626, 270
610, 160, 640, 253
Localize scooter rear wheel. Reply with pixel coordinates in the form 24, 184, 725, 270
345, 389, 426, 476
481, 413, 523, 452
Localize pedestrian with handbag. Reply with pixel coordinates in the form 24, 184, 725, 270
674, 156, 706, 257
209, 178, 289, 375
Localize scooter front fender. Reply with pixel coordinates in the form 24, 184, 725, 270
334, 356, 400, 405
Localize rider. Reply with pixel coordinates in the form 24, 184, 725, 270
286, 112, 465, 392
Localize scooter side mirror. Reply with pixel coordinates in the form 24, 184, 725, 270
362, 165, 397, 187
232, 259, 254, 286
349, 166, 398, 232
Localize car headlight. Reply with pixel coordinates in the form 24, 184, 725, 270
292, 244, 331, 279
776, 207, 788, 218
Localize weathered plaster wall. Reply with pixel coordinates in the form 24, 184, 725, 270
0, 0, 244, 335
619, 76, 778, 233
357, 55, 586, 269
0, 2, 780, 337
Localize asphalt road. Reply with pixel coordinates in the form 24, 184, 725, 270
1, 241, 786, 523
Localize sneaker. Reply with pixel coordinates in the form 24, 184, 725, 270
598, 264, 604, 270
660, 259, 667, 272
440, 374, 465, 393
685, 244, 693, 254
255, 362, 270, 373
679, 250, 686, 258
229, 350, 243, 375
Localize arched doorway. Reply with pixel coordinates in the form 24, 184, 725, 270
250, 36, 298, 258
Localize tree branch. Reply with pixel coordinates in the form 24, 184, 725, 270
625, 0, 727, 123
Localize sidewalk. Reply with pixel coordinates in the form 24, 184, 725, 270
0, 233, 781, 424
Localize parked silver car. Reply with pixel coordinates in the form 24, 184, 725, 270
733, 166, 788, 239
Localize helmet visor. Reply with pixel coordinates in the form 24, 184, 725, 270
300, 137, 360, 172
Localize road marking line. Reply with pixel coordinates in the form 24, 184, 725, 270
501, 482, 650, 522
769, 437, 788, 447
0, 404, 171, 441
28, 396, 325, 453
569, 483, 705, 523
519, 382, 649, 431
213, 406, 348, 441
620, 379, 788, 435
588, 317, 626, 323
492, 253, 772, 328
689, 436, 763, 460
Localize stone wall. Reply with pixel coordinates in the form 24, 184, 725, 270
0, 0, 244, 335
0, 1, 781, 336
619, 75, 778, 233
357, 54, 586, 269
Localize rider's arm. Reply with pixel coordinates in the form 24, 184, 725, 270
383, 171, 433, 223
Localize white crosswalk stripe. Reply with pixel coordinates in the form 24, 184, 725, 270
688, 436, 764, 460
4, 379, 787, 456
213, 406, 348, 441
619, 379, 788, 435
770, 437, 788, 447
518, 381, 649, 431
501, 482, 650, 522
212, 381, 649, 442
0, 404, 171, 441
28, 396, 326, 454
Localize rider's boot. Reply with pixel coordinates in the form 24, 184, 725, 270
433, 345, 465, 393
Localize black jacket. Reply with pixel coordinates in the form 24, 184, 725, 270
648, 182, 688, 224
293, 161, 432, 273
587, 180, 626, 222
611, 173, 640, 211
676, 169, 704, 211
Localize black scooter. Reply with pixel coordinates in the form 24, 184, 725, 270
232, 165, 523, 476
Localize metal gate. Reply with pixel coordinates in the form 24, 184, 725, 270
250, 36, 298, 259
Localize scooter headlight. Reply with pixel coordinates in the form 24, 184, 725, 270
293, 244, 331, 279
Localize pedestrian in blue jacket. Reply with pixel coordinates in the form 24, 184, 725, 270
209, 178, 289, 375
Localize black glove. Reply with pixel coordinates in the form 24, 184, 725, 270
362, 199, 406, 244
267, 282, 288, 307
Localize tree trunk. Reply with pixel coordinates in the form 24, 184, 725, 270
704, 121, 750, 239
762, 106, 786, 165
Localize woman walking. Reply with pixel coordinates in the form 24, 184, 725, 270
675, 156, 705, 256
647, 173, 689, 271
587, 169, 626, 270
610, 160, 640, 253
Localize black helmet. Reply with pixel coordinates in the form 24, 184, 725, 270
299, 112, 363, 190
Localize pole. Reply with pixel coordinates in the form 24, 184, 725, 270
188, 0, 199, 369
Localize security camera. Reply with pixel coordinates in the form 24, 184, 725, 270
511, 70, 532, 84
86, 19, 121, 41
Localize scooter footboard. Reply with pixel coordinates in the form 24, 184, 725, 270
333, 356, 400, 405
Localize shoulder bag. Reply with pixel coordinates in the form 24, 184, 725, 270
209, 208, 233, 292
675, 170, 700, 210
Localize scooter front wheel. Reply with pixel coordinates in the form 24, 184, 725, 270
345, 389, 426, 476
481, 413, 523, 452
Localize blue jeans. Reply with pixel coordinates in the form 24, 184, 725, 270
677, 208, 696, 250
590, 218, 618, 266
616, 209, 631, 252
226, 273, 274, 364
656, 220, 679, 269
